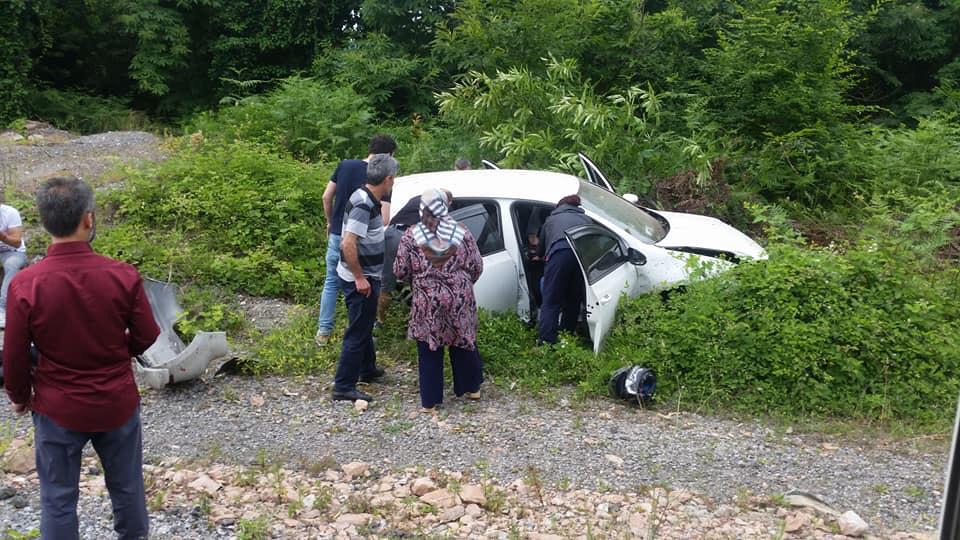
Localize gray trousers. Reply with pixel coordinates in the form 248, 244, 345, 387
33, 408, 148, 540
0, 250, 26, 308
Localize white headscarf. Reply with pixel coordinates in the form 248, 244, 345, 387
412, 188, 465, 254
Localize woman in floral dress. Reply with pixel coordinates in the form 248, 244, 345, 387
393, 188, 484, 411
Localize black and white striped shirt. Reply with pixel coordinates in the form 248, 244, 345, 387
337, 186, 385, 282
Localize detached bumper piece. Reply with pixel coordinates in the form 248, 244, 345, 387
135, 278, 232, 390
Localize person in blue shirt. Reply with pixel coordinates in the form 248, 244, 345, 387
316, 134, 396, 346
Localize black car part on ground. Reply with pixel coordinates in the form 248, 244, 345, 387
609, 366, 656, 406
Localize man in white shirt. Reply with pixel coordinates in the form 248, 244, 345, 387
0, 203, 27, 326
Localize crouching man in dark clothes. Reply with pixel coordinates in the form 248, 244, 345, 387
3, 177, 160, 540
537, 194, 592, 344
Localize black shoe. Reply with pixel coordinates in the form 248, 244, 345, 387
359, 367, 385, 384
332, 389, 373, 402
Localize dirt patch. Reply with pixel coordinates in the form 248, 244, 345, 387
0, 123, 165, 198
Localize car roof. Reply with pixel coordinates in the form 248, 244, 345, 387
392, 169, 582, 206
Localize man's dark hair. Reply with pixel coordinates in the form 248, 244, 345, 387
557, 194, 581, 207
454, 158, 471, 170
368, 134, 397, 155
37, 177, 94, 237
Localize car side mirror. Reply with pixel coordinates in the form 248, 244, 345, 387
623, 193, 640, 204
627, 247, 647, 266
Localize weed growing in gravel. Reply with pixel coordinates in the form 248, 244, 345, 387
1, 528, 39, 540
484, 483, 506, 514
872, 483, 889, 495
286, 497, 303, 518
557, 477, 571, 490
148, 489, 166, 512
196, 494, 212, 516
234, 467, 258, 487
346, 494, 373, 514
735, 487, 754, 510
301, 455, 337, 476
237, 516, 269, 540
523, 465, 545, 505
270, 465, 287, 503
904, 485, 926, 498
383, 421, 414, 434
312, 485, 334, 511
220, 385, 240, 403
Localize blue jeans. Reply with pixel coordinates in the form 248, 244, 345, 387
33, 408, 148, 540
316, 234, 341, 336
416, 341, 484, 408
0, 250, 27, 309
333, 277, 380, 392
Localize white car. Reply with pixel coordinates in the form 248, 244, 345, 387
390, 167, 766, 352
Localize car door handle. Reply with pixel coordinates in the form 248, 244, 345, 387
599, 294, 612, 304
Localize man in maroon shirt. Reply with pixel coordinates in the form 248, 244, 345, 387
3, 177, 160, 540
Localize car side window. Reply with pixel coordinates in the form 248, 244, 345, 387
450, 200, 505, 257
569, 231, 625, 284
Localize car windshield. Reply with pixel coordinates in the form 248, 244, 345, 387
578, 181, 667, 244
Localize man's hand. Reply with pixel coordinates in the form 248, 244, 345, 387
355, 276, 372, 297
10, 403, 28, 416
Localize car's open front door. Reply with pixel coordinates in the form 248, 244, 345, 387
563, 224, 642, 353
578, 152, 615, 193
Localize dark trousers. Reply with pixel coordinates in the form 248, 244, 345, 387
538, 248, 584, 344
33, 408, 147, 540
416, 341, 484, 408
334, 277, 380, 392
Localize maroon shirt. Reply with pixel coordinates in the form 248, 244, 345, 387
3, 241, 159, 432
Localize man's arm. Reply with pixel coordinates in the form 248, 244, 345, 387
0, 226, 23, 249
381, 202, 391, 227
128, 278, 160, 356
322, 181, 336, 234
340, 232, 371, 296
3, 282, 32, 415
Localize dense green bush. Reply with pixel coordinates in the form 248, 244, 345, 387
597, 236, 960, 425
25, 89, 151, 134
189, 77, 374, 162
98, 140, 328, 299
437, 55, 697, 193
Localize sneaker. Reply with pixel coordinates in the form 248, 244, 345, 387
314, 333, 330, 347
464, 391, 481, 400
332, 389, 373, 402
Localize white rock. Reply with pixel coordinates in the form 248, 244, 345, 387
460, 484, 486, 506
784, 512, 809, 533
341, 461, 369, 478
439, 505, 466, 523
3, 446, 35, 474
187, 474, 221, 495
838, 510, 869, 537
412, 477, 437, 496
354, 399, 369, 412
420, 488, 459, 509
605, 454, 625, 467
335, 513, 372, 526
465, 504, 483, 517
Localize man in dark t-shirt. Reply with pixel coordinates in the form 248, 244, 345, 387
316, 135, 396, 345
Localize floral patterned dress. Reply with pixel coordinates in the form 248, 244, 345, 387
393, 228, 483, 351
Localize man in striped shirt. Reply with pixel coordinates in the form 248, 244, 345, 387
332, 153, 398, 402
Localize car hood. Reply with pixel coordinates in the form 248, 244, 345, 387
654, 210, 767, 260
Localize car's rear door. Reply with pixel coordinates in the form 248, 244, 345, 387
563, 224, 638, 353
450, 202, 520, 314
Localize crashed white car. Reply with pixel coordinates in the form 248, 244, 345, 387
390, 164, 766, 352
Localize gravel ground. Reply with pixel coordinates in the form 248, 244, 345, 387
1, 366, 948, 538
0, 129, 164, 193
